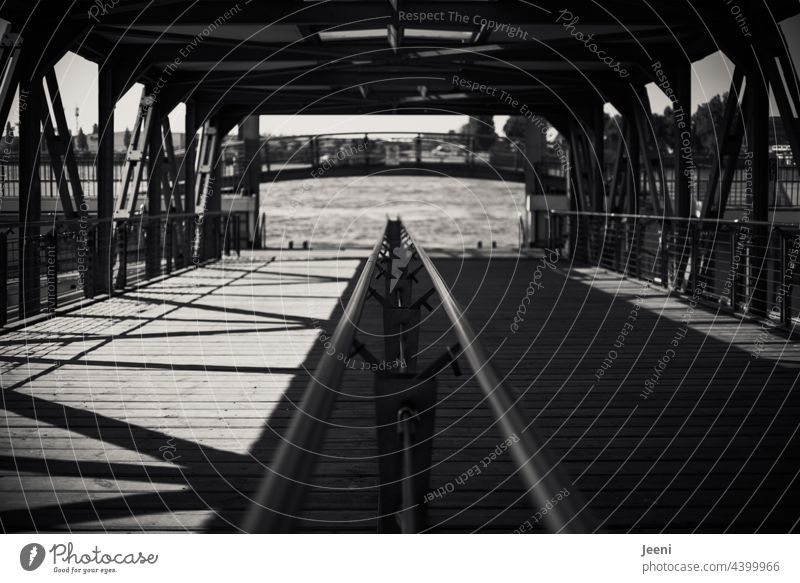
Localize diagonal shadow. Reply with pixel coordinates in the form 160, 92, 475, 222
0, 355, 308, 375
0, 255, 366, 532
0, 456, 186, 483
422, 258, 800, 533
127, 294, 319, 326
0, 325, 308, 345
1, 258, 275, 391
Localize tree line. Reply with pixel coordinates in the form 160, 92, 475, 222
495, 92, 732, 159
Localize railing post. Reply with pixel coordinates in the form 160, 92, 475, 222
184, 101, 198, 269
660, 222, 669, 287
373, 220, 450, 532
165, 218, 174, 274
116, 220, 128, 290
218, 214, 224, 259
19, 56, 43, 319
635, 219, 643, 278
83, 225, 95, 299
690, 222, 699, 294
236, 214, 242, 256
568, 213, 577, 261
224, 215, 231, 256
415, 133, 422, 166
311, 136, 319, 168
363, 133, 370, 169
779, 231, 788, 325
0, 230, 7, 326
96, 64, 115, 296
374, 374, 437, 533
730, 226, 739, 312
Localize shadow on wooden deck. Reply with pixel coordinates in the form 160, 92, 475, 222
1, 252, 798, 533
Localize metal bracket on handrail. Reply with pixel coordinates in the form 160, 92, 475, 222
349, 338, 380, 366
417, 342, 462, 380
244, 218, 593, 534
409, 287, 435, 311
404, 221, 593, 533
374, 372, 436, 533
367, 286, 391, 308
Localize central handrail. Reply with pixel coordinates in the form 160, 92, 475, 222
244, 222, 388, 533
244, 219, 591, 533
404, 224, 590, 533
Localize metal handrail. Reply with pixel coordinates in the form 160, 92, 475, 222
0, 210, 231, 231
404, 223, 591, 533
244, 222, 389, 533
550, 209, 800, 230
244, 219, 591, 533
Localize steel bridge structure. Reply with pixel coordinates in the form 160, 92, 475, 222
0, 1, 799, 533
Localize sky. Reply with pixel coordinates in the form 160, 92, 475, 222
14, 16, 798, 139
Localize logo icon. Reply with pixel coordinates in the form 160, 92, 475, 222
20, 543, 46, 571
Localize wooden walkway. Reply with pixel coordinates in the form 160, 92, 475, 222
1, 249, 799, 532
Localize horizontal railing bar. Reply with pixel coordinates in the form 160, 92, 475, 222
404, 223, 591, 533
551, 209, 800, 230
244, 222, 388, 533
0, 210, 239, 232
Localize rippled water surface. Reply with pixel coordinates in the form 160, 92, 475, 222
260, 176, 526, 249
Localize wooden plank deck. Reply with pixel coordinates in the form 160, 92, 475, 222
1, 249, 799, 532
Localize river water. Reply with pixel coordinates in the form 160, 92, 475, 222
260, 176, 526, 249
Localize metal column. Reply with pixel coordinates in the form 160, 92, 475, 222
96, 64, 115, 295
18, 62, 42, 318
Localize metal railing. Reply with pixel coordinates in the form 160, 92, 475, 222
243, 222, 388, 533
600, 158, 800, 210
244, 218, 589, 533
221, 132, 568, 187
404, 223, 588, 533
0, 151, 128, 198
549, 210, 800, 327
0, 134, 563, 202
0, 210, 246, 326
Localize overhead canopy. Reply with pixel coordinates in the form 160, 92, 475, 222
2, 1, 800, 125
